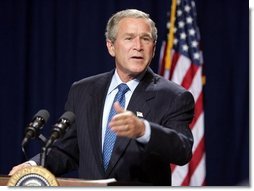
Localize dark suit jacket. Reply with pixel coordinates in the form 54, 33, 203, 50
33, 68, 194, 185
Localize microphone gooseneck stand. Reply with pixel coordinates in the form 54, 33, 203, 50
40, 137, 55, 167
22, 134, 47, 161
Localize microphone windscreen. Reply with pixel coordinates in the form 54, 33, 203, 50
60, 111, 75, 124
34, 109, 50, 122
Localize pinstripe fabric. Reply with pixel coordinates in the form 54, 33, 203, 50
31, 68, 194, 185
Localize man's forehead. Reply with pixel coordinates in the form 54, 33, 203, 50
117, 18, 152, 31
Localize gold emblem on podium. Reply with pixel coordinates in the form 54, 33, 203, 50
7, 166, 58, 186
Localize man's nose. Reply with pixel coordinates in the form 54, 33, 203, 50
133, 37, 143, 51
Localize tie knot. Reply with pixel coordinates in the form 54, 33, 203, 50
118, 83, 129, 94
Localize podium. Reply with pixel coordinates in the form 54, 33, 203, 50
0, 165, 152, 186
0, 176, 110, 186
0, 166, 117, 186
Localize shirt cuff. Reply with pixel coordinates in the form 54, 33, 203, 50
136, 119, 151, 144
25, 160, 37, 166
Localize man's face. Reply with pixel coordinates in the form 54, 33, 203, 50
107, 17, 156, 81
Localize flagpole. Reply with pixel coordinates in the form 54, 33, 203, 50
165, 0, 177, 74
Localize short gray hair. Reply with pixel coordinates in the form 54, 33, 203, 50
105, 9, 158, 43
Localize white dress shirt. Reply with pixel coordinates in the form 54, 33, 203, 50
101, 70, 151, 150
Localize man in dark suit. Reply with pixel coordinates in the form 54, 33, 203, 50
9, 9, 194, 186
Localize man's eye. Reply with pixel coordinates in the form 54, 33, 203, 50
142, 37, 152, 41
125, 37, 132, 40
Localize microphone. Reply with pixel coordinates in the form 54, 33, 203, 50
44, 111, 75, 148
21, 109, 50, 147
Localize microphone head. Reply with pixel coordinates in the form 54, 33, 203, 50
60, 111, 75, 124
33, 109, 50, 122
22, 109, 50, 147
47, 111, 76, 144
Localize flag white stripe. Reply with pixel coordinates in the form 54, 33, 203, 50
188, 67, 202, 101
188, 70, 202, 101
172, 164, 188, 186
171, 55, 191, 85
191, 112, 204, 152
190, 154, 206, 185
163, 69, 170, 79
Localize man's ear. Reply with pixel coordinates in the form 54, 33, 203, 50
106, 40, 115, 57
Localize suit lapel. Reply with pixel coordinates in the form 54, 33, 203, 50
105, 68, 156, 176
87, 71, 114, 175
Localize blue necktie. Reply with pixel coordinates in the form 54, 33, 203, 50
103, 83, 129, 170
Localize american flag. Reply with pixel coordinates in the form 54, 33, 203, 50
159, 0, 206, 186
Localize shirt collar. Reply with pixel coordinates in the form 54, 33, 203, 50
107, 70, 143, 95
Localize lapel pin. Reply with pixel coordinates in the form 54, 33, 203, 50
136, 111, 143, 118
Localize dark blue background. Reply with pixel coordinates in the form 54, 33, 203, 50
0, 0, 248, 186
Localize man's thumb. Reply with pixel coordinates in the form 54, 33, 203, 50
113, 102, 124, 113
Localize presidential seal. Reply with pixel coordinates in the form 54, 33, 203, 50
7, 166, 58, 186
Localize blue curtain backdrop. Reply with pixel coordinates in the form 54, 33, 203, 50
0, 0, 248, 186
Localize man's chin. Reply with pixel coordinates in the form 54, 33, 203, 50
128, 67, 148, 78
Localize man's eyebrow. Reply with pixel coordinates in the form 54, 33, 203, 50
123, 33, 135, 36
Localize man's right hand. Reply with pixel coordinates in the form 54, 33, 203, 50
8, 162, 31, 176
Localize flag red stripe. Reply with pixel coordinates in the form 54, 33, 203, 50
190, 92, 203, 129
169, 52, 181, 80
181, 64, 199, 89
170, 164, 176, 172
190, 136, 205, 173
202, 179, 207, 186
181, 136, 205, 185
181, 170, 191, 185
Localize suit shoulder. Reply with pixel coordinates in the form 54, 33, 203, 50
154, 73, 188, 95
152, 74, 195, 108
71, 71, 113, 88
